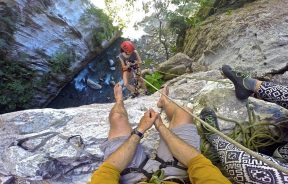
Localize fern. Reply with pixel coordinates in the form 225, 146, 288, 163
144, 72, 164, 93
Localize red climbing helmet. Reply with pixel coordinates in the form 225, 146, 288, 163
120, 41, 135, 54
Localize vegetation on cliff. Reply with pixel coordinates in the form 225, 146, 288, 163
0, 1, 118, 114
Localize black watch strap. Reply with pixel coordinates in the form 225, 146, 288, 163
131, 128, 144, 139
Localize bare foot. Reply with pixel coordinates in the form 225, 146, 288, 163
157, 86, 169, 108
114, 83, 123, 103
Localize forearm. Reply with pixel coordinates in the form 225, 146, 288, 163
120, 59, 126, 68
157, 124, 200, 166
105, 134, 140, 171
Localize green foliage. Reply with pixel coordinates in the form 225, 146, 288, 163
179, 0, 213, 28
82, 6, 117, 47
143, 59, 154, 68
0, 60, 35, 113
169, 44, 178, 54
226, 9, 233, 15
0, 16, 16, 58
0, 17, 16, 31
186, 16, 204, 28
0, 39, 6, 49
144, 72, 164, 93
50, 51, 73, 73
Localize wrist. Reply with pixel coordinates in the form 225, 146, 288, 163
136, 127, 146, 134
155, 123, 165, 131
131, 128, 144, 139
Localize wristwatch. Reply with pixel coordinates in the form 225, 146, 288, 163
131, 128, 144, 139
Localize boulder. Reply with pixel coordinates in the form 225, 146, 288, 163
108, 59, 115, 67
86, 79, 102, 90
157, 53, 193, 80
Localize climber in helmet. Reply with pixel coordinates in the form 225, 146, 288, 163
118, 40, 148, 97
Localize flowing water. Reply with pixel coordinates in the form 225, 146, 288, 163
47, 39, 128, 108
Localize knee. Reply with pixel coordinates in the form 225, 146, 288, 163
109, 111, 127, 123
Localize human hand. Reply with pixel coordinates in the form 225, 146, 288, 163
154, 115, 164, 131
137, 109, 158, 133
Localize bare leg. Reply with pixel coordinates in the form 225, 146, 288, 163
157, 86, 193, 129
254, 80, 263, 92
123, 71, 136, 94
137, 75, 147, 92
108, 83, 132, 140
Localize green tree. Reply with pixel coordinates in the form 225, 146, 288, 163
132, 0, 200, 62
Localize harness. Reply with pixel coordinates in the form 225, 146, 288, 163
121, 156, 152, 179
154, 155, 187, 171
121, 155, 189, 183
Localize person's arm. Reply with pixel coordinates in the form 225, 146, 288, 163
154, 117, 231, 184
119, 57, 129, 70
90, 109, 158, 183
105, 109, 157, 171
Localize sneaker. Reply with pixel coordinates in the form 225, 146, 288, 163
273, 143, 288, 163
200, 107, 220, 134
222, 65, 253, 100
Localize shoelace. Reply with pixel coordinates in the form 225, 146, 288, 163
232, 69, 252, 90
202, 115, 216, 133
234, 70, 251, 79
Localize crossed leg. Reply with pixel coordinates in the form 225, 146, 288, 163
155, 86, 200, 178
157, 86, 193, 129
108, 83, 132, 140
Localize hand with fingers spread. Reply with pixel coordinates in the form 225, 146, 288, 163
137, 109, 159, 133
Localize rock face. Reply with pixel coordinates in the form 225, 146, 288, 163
0, 0, 120, 113
1, 0, 288, 183
1, 70, 288, 183
183, 0, 288, 82
157, 53, 193, 80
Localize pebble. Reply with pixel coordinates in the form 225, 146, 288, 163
110, 67, 116, 71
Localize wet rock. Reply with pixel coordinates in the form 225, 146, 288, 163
101, 40, 110, 48
110, 67, 116, 71
109, 81, 116, 86
86, 79, 102, 90
108, 59, 115, 67
141, 68, 153, 76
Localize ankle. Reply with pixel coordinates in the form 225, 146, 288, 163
254, 80, 263, 92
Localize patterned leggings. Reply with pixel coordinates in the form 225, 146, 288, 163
206, 82, 288, 183
207, 134, 288, 183
257, 81, 288, 109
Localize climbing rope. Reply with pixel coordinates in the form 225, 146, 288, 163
141, 76, 288, 175
154, 70, 232, 84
